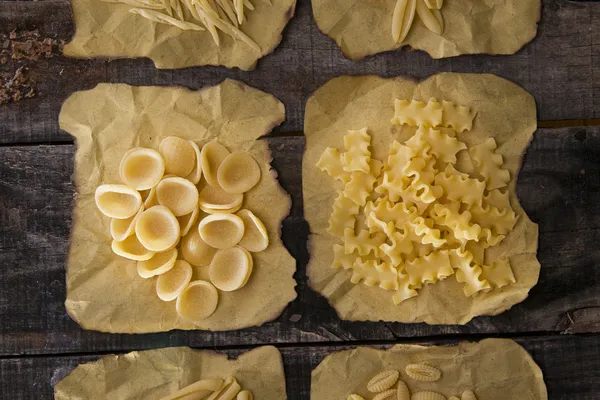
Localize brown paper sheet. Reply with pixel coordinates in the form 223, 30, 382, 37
303, 73, 540, 325
54, 345, 287, 400
311, 339, 548, 400
59, 80, 297, 333
311, 0, 541, 60
63, 0, 296, 70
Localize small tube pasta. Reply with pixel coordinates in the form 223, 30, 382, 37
137, 248, 178, 278
110, 206, 144, 242
416, 0, 442, 35
119, 147, 165, 190
177, 206, 200, 237
184, 141, 203, 184
198, 185, 244, 211
135, 205, 181, 252
95, 184, 142, 219
176, 280, 219, 321
217, 151, 261, 194
159, 378, 223, 400
156, 176, 199, 217
209, 246, 253, 291
180, 228, 218, 266
236, 209, 268, 252
199, 213, 245, 249
201, 141, 230, 187
159, 136, 197, 177
111, 235, 155, 261
156, 260, 193, 301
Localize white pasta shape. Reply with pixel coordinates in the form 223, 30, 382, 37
345, 228, 386, 257
380, 227, 415, 267
396, 379, 411, 400
449, 249, 491, 296
405, 363, 442, 382
405, 250, 454, 288
332, 244, 359, 270
409, 216, 446, 248
342, 128, 371, 173
392, 98, 443, 128
373, 389, 397, 400
411, 392, 446, 400
328, 191, 359, 238
434, 165, 486, 206
441, 100, 476, 133
367, 370, 400, 393
461, 390, 477, 400
469, 138, 511, 190
481, 258, 516, 289
393, 271, 418, 305
317, 147, 351, 184
406, 126, 466, 164
366, 197, 417, 229
344, 160, 382, 206
351, 259, 399, 291
469, 203, 518, 236
430, 203, 481, 244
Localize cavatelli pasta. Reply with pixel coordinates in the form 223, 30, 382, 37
405, 363, 442, 382
367, 370, 400, 393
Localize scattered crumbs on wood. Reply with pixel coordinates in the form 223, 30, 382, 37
1, 29, 64, 62
289, 314, 302, 323
0, 67, 37, 105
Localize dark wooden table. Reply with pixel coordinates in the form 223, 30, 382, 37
1, 0, 600, 399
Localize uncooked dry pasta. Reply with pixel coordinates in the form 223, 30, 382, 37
180, 228, 218, 266
111, 235, 155, 261
209, 246, 253, 291
119, 147, 165, 190
202, 141, 231, 187
236, 209, 269, 252
372, 389, 396, 400
411, 392, 446, 400
185, 141, 203, 184
158, 376, 255, 400
397, 380, 411, 400
156, 259, 193, 301
135, 205, 181, 251
95, 184, 142, 219
160, 378, 223, 400
367, 370, 399, 393
110, 206, 144, 241
156, 176, 199, 216
177, 206, 200, 237
405, 364, 441, 382
461, 390, 476, 400
137, 247, 178, 278
217, 151, 262, 194
199, 185, 244, 211
347, 395, 366, 400
392, 0, 444, 43
236, 391, 253, 400
159, 136, 197, 177
176, 280, 219, 321
199, 213, 245, 249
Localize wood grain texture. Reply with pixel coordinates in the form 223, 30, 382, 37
0, 335, 599, 400
0, 0, 599, 144
1, 129, 599, 356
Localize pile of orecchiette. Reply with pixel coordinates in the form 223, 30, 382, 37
95, 136, 269, 321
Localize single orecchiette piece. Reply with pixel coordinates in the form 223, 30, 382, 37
397, 380, 410, 400
119, 147, 165, 190
141, 186, 159, 208
110, 206, 144, 242
411, 391, 446, 400
137, 248, 178, 278
180, 228, 217, 266
392, 0, 417, 43
156, 260, 193, 301
367, 370, 400, 393
405, 364, 442, 382
198, 213, 245, 250
135, 205, 181, 252
177, 206, 200, 237
111, 235, 155, 261
95, 184, 142, 219
184, 141, 203, 184
198, 185, 244, 211
217, 151, 261, 194
373, 389, 396, 400
461, 390, 477, 400
156, 176, 199, 217
236, 209, 269, 252
159, 378, 223, 400
209, 246, 253, 291
159, 136, 197, 177
201, 140, 230, 187
175, 280, 219, 321
236, 390, 253, 400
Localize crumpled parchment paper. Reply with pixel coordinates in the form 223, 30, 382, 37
311, 339, 547, 400
54, 345, 287, 400
63, 0, 296, 70
59, 79, 297, 333
311, 0, 541, 60
303, 73, 540, 325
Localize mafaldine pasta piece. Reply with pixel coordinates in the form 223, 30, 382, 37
201, 141, 231, 187
397, 380, 411, 400
411, 392, 446, 400
392, 98, 443, 128
156, 176, 199, 217
236, 209, 269, 252
416, 0, 442, 35
95, 184, 142, 219
184, 141, 203, 184
119, 147, 165, 190
392, 0, 416, 43
199, 213, 245, 249
217, 151, 261, 194
110, 206, 144, 242
367, 370, 399, 393
209, 246, 253, 291
405, 364, 441, 382
156, 260, 193, 301
111, 235, 155, 261
180, 228, 218, 266
159, 378, 223, 400
372, 389, 396, 400
199, 185, 244, 211
135, 205, 181, 252
176, 280, 219, 321
177, 206, 200, 237
137, 248, 178, 278
207, 376, 241, 400
159, 136, 197, 177
200, 203, 243, 215
236, 391, 253, 400
461, 391, 476, 400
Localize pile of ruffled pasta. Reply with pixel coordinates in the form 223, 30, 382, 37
317, 98, 519, 305
392, 0, 445, 43
101, 0, 272, 51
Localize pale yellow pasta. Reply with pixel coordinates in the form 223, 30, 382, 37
159, 378, 223, 400
450, 249, 491, 296
344, 159, 382, 206
409, 217, 446, 248
110, 206, 144, 242
180, 228, 217, 266
236, 391, 253, 400
135, 205, 181, 252
332, 244, 358, 270
392, 0, 416, 43
434, 165, 485, 206
236, 209, 269, 252
347, 395, 366, 400
198, 213, 245, 249
383, 141, 417, 173
198, 185, 244, 211
442, 100, 475, 132
328, 192, 359, 238
366, 197, 417, 229
391, 98, 443, 128
461, 390, 477, 400
344, 228, 386, 257
407, 126, 466, 164
380, 226, 414, 266
482, 258, 516, 289
316, 147, 351, 184
142, 186, 159, 208
416, 0, 442, 35
372, 389, 396, 400
176, 280, 219, 321
469, 138, 511, 190
159, 136, 196, 177
424, 0, 442, 9
351, 259, 398, 291
156, 176, 199, 217
342, 128, 371, 173
367, 370, 399, 393
137, 248, 178, 278
111, 235, 155, 261
207, 376, 241, 400
483, 189, 511, 210
469, 203, 518, 236
201, 141, 230, 187
405, 364, 441, 382
95, 184, 142, 219
393, 271, 418, 304
396, 380, 410, 400
209, 246, 253, 291
200, 202, 242, 215
217, 151, 261, 194
411, 391, 446, 400
184, 141, 203, 184
430, 204, 481, 244
156, 259, 193, 301
119, 147, 165, 190
405, 250, 454, 288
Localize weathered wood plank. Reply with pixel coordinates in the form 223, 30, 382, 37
0, 0, 599, 144
1, 335, 599, 400
0, 129, 599, 355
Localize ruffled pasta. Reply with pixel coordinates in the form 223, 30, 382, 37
344, 228, 386, 257
392, 98, 443, 128
469, 138, 511, 190
365, 197, 417, 229
409, 216, 446, 248
332, 244, 359, 270
406, 126, 466, 164
405, 250, 454, 288
482, 258, 516, 289
450, 249, 491, 296
327, 191, 360, 238
393, 270, 418, 304
342, 128, 371, 173
316, 147, 351, 184
380, 225, 415, 266
441, 100, 476, 133
434, 165, 486, 206
470, 203, 518, 236
350, 259, 399, 291
344, 160, 383, 206
430, 203, 481, 243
